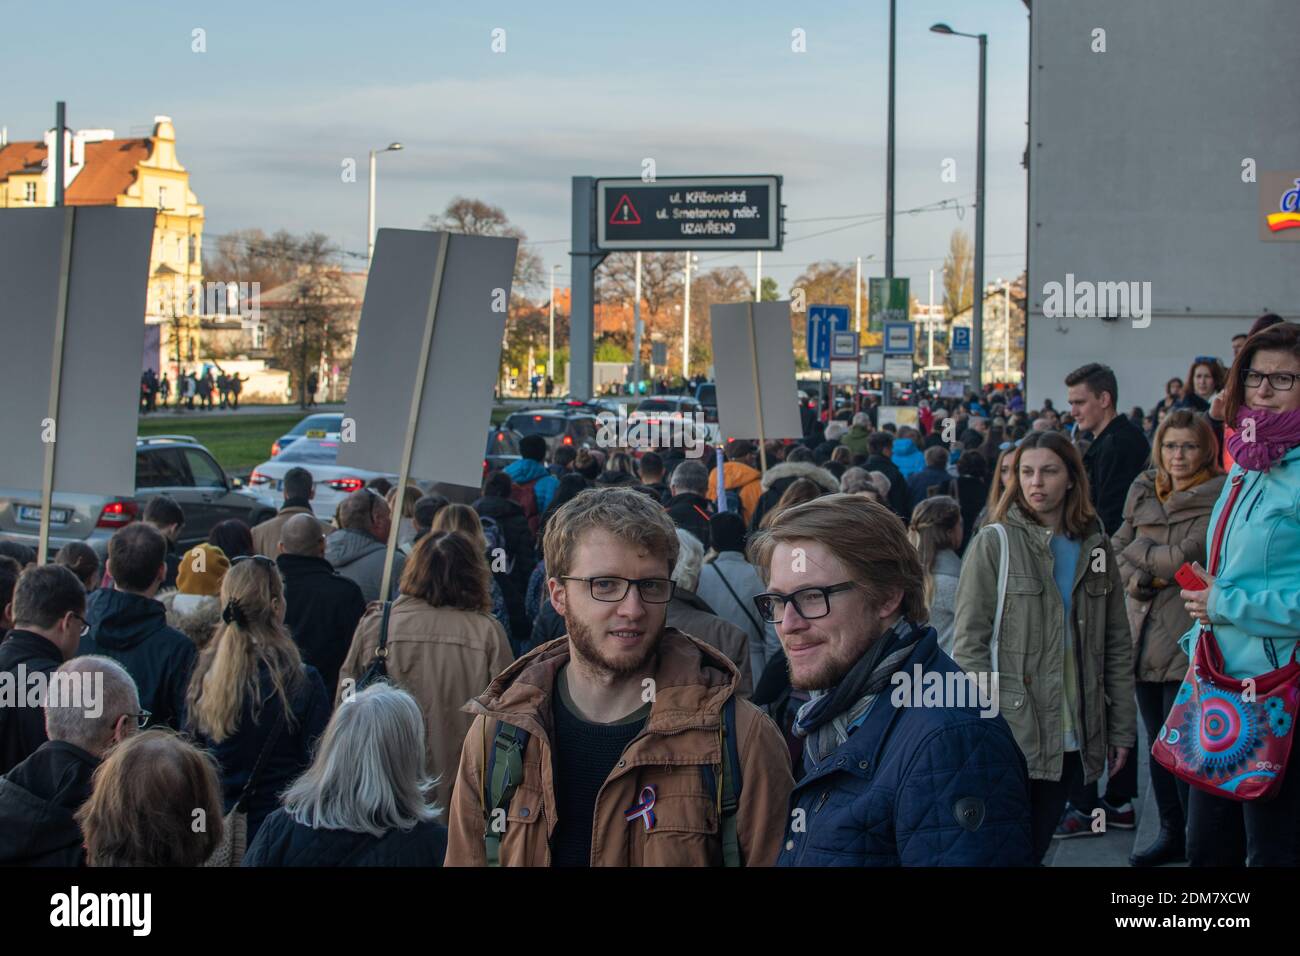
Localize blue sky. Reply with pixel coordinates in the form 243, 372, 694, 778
3, 0, 1029, 298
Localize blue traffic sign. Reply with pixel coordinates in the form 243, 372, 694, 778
806, 305, 850, 370
951, 326, 971, 352
883, 321, 914, 355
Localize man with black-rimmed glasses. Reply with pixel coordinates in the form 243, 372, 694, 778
750, 493, 1033, 866
445, 486, 793, 867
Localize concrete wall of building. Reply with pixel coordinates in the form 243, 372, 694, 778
1026, 0, 1300, 410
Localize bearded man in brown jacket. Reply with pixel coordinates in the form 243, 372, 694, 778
445, 487, 793, 867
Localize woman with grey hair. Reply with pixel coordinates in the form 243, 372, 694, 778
242, 683, 447, 866
840, 466, 891, 504
665, 528, 753, 696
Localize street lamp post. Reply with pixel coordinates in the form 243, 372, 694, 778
682, 252, 696, 381
549, 263, 560, 386
367, 142, 403, 265
931, 23, 987, 390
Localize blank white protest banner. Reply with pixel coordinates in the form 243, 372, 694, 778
709, 300, 803, 442
0, 207, 155, 496
337, 229, 517, 490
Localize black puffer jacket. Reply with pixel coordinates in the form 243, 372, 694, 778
276, 553, 367, 699
665, 492, 713, 549
864, 453, 913, 521
242, 807, 447, 867
473, 495, 536, 648
0, 740, 98, 866
1082, 413, 1151, 535
748, 461, 840, 531
0, 631, 63, 774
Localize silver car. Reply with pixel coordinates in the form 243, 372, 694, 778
0, 435, 275, 559
246, 438, 397, 520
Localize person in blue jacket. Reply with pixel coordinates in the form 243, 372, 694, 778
750, 493, 1033, 866
891, 427, 927, 481
1178, 322, 1300, 867
503, 435, 560, 515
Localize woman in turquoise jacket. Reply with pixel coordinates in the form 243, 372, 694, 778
1178, 322, 1300, 866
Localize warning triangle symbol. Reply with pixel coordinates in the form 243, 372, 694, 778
609, 194, 642, 225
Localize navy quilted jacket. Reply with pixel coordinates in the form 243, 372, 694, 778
777, 628, 1034, 866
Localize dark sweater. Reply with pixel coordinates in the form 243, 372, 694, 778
0, 739, 99, 865
242, 807, 447, 867
549, 670, 649, 867
0, 631, 64, 775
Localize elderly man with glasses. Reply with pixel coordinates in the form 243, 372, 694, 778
0, 656, 144, 865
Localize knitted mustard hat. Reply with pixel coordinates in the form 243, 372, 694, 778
176, 544, 231, 596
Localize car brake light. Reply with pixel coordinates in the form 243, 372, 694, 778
533, 416, 543, 421
249, 470, 271, 485
328, 477, 365, 493
496, 432, 505, 441
270, 440, 281, 457
563, 435, 573, 445
96, 500, 138, 528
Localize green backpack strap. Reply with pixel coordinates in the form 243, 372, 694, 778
718, 694, 743, 867
482, 721, 530, 867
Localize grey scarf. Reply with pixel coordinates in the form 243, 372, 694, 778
792, 618, 921, 766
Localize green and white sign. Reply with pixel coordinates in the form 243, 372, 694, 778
868, 277, 910, 334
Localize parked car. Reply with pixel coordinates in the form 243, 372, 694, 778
635, 396, 704, 418
0, 436, 276, 559
484, 426, 522, 477
502, 409, 599, 454
270, 413, 344, 458
247, 439, 396, 520
694, 382, 717, 423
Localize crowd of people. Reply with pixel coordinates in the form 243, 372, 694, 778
140, 366, 248, 413
1, 311, 1297, 867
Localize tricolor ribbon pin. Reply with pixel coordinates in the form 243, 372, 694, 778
624, 784, 657, 832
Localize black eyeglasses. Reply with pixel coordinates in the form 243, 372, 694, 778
1243, 369, 1297, 391
560, 576, 675, 604
71, 612, 89, 638
232, 554, 277, 569
753, 582, 857, 624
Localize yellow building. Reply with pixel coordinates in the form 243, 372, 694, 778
0, 115, 206, 360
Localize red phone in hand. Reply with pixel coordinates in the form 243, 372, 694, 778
1175, 562, 1207, 591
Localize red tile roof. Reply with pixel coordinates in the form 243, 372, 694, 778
0, 137, 154, 205
66, 138, 151, 205
0, 141, 46, 182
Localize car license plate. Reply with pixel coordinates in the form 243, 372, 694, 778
18, 505, 71, 524
306, 429, 327, 438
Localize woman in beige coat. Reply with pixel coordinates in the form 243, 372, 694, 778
1112, 409, 1224, 867
339, 531, 513, 813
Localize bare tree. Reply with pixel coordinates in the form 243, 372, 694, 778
425, 197, 544, 296
258, 233, 356, 407
598, 252, 685, 324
